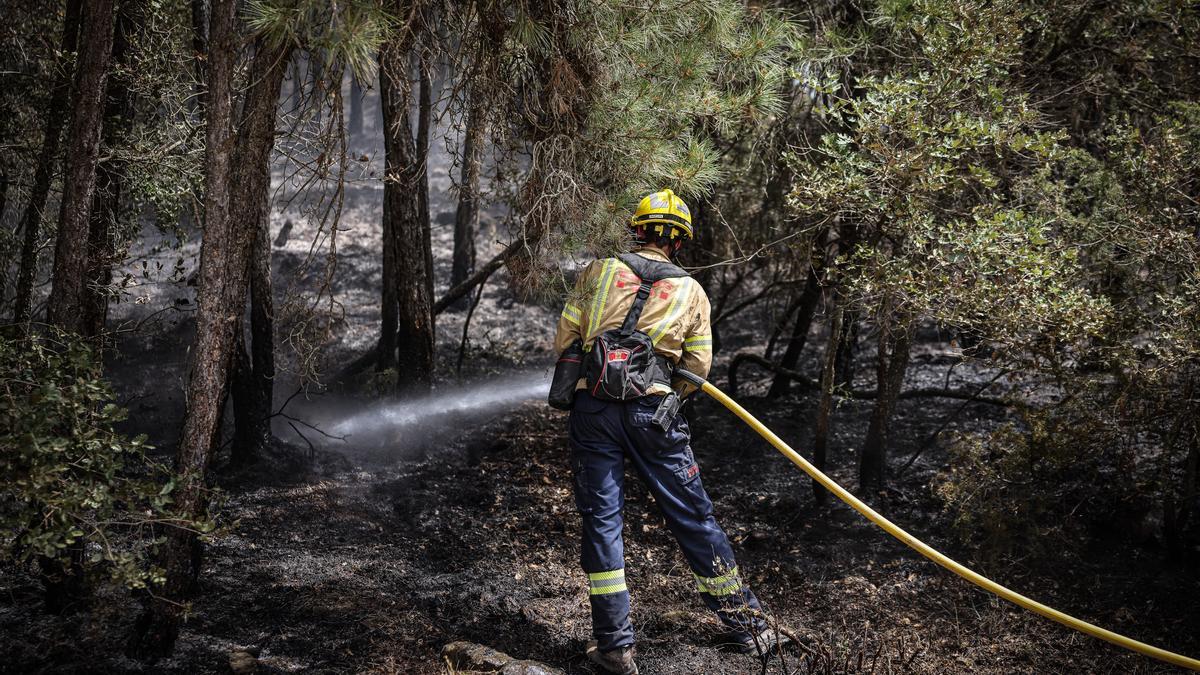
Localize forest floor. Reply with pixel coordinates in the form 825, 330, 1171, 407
3, 121, 1198, 674
3, 355, 1199, 674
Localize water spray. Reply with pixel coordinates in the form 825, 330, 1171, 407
323, 372, 550, 447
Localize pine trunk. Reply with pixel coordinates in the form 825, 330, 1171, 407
858, 317, 912, 491
131, 0, 236, 653
46, 0, 116, 334
310, 49, 325, 125
83, 0, 143, 338
378, 39, 434, 393
348, 71, 363, 140
12, 0, 81, 326
0, 171, 9, 304
450, 95, 482, 294
416, 54, 433, 306
768, 267, 821, 398
290, 54, 303, 110
0, 170, 8, 223
834, 312, 860, 388
231, 188, 275, 465
812, 301, 843, 505
130, 4, 291, 649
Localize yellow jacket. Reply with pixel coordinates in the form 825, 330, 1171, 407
554, 247, 712, 395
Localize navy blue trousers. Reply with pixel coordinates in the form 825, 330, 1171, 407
568, 391, 765, 650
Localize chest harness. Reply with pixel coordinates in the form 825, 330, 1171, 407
549, 253, 689, 410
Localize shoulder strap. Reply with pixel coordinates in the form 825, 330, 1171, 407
613, 253, 689, 337
616, 252, 688, 283
619, 281, 654, 336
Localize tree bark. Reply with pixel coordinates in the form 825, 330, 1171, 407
231, 187, 275, 465
450, 94, 482, 296
83, 0, 144, 338
1177, 433, 1198, 547
130, 5, 292, 651
378, 38, 434, 393
190, 0, 208, 112
768, 267, 821, 398
0, 170, 9, 306
416, 51, 433, 305
834, 311, 860, 388
348, 71, 363, 140
310, 49, 326, 125
812, 302, 843, 505
46, 0, 116, 333
12, 0, 81, 326
858, 315, 912, 492
0, 170, 8, 225
130, 0, 236, 654
290, 54, 303, 111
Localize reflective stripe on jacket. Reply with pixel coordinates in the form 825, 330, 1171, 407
553, 247, 712, 395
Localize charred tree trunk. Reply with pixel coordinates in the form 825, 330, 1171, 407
858, 315, 912, 492
38, 537, 87, 614
230, 314, 252, 453
83, 0, 144, 338
130, 8, 292, 651
768, 267, 821, 398
812, 301, 843, 506
246, 198, 275, 449
290, 54, 303, 111
450, 95, 482, 297
230, 188, 275, 465
1176, 433, 1199, 548
0, 170, 8, 222
0, 170, 10, 304
416, 53, 433, 306
764, 288, 797, 361
834, 311, 860, 388
130, 0, 236, 653
12, 0, 81, 326
348, 71, 364, 140
46, 0, 116, 334
378, 207, 398, 371
310, 49, 326, 125
1164, 392, 1199, 556
378, 40, 434, 393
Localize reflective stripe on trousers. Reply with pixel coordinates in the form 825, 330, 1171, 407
568, 391, 766, 650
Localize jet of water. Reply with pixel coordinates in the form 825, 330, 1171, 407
325, 371, 551, 445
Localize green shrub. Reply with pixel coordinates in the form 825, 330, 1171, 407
0, 330, 201, 591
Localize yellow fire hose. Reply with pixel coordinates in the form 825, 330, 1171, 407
676, 372, 1200, 671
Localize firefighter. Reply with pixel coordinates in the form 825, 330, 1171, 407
553, 190, 789, 674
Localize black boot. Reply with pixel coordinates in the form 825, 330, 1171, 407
718, 627, 793, 656
586, 640, 638, 674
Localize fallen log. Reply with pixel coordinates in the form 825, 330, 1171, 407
724, 350, 1011, 406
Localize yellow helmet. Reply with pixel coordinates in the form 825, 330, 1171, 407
630, 189, 693, 240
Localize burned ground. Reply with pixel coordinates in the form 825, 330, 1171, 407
2, 356, 1197, 673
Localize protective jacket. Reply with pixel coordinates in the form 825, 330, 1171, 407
554, 247, 765, 654
554, 247, 712, 395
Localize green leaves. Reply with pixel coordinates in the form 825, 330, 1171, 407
0, 330, 204, 592
793, 0, 1200, 555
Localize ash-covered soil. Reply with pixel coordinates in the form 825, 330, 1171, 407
3, 377, 1197, 674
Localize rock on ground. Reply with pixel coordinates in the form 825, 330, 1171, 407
440, 641, 564, 674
